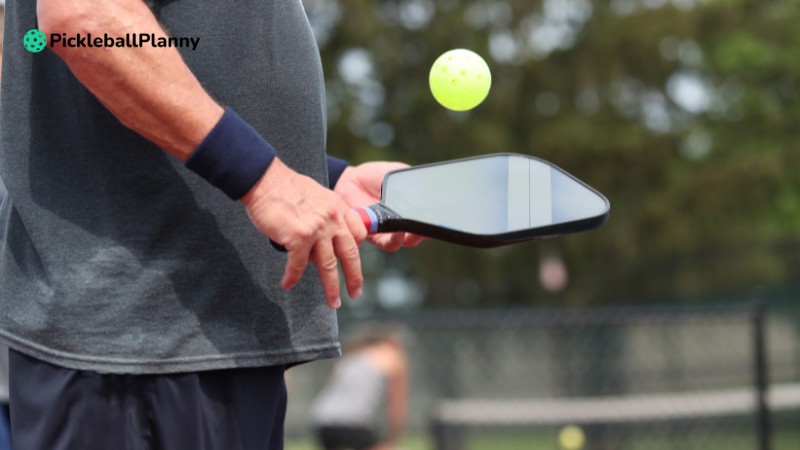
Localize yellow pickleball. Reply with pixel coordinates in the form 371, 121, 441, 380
429, 49, 491, 111
558, 425, 586, 450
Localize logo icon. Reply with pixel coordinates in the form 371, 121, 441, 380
23, 29, 47, 53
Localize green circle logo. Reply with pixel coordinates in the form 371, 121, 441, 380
23, 29, 47, 53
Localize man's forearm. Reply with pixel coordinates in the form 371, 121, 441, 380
38, 0, 222, 160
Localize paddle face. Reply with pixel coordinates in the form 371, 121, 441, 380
355, 153, 609, 248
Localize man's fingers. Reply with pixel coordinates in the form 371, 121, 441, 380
344, 208, 368, 244
384, 233, 405, 252
334, 232, 363, 300
311, 241, 343, 309
402, 233, 426, 248
282, 241, 311, 291
368, 231, 426, 251
368, 232, 404, 252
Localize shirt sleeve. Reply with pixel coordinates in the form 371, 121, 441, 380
326, 156, 350, 189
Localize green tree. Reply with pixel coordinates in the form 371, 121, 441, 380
306, 0, 800, 308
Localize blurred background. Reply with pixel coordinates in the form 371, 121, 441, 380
291, 0, 800, 448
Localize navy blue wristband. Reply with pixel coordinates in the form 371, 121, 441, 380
186, 109, 276, 200
327, 156, 349, 189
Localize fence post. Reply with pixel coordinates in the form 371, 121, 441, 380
753, 297, 770, 450
430, 417, 464, 450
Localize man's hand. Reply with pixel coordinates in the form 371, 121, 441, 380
241, 159, 367, 309
334, 162, 425, 252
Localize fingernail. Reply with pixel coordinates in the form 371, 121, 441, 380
354, 287, 363, 299
332, 297, 342, 309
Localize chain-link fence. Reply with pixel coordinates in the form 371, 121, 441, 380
286, 302, 800, 450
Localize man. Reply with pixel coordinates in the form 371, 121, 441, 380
0, 1, 420, 449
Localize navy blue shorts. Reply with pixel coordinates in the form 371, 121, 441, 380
9, 349, 287, 450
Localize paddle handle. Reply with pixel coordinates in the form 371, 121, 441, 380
353, 203, 402, 235
353, 205, 380, 235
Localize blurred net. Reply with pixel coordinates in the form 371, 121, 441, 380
286, 303, 800, 449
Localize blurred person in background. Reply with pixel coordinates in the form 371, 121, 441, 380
311, 326, 409, 450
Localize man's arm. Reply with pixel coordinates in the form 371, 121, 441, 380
38, 0, 365, 307
38, 0, 221, 158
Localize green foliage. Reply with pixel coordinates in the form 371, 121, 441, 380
311, 0, 800, 307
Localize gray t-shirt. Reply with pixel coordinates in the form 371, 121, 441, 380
0, 0, 341, 373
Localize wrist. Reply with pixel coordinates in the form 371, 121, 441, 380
185, 109, 276, 200
240, 157, 288, 207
